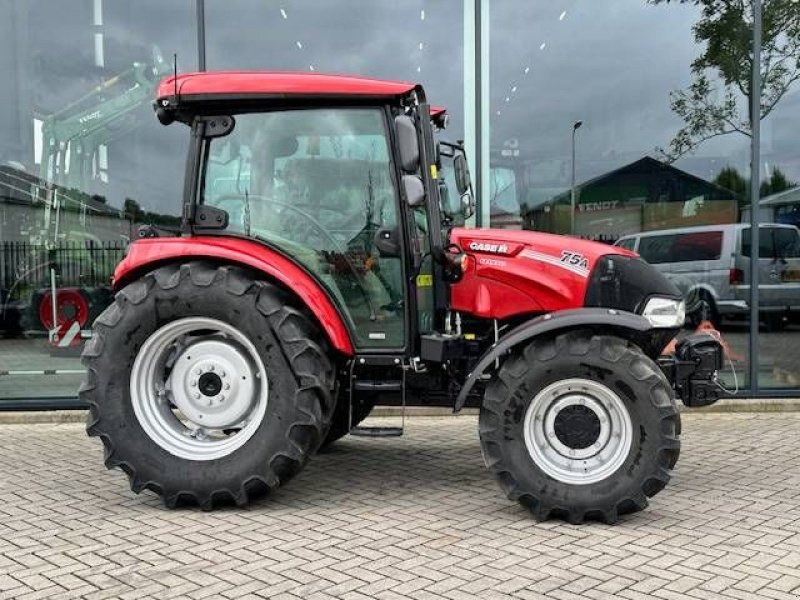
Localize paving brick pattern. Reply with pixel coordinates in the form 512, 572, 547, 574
1, 413, 799, 599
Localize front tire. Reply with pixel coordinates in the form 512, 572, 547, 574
479, 331, 680, 524
80, 262, 335, 509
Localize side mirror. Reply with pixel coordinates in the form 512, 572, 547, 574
461, 190, 475, 220
438, 179, 461, 222
402, 174, 425, 208
454, 154, 471, 196
395, 115, 419, 172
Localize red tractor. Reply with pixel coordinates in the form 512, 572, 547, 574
81, 72, 724, 523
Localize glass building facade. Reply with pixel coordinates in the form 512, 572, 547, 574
0, 0, 798, 407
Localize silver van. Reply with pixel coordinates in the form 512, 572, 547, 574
615, 223, 800, 329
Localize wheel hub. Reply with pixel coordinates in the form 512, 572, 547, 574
169, 339, 256, 429
523, 378, 633, 485
130, 317, 268, 461
553, 403, 601, 449
198, 372, 223, 397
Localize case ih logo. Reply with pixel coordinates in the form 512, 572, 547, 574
469, 241, 510, 255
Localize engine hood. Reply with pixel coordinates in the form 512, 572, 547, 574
448, 227, 648, 319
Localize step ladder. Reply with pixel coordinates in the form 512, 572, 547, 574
348, 357, 406, 437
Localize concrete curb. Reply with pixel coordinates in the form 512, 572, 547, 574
0, 398, 799, 424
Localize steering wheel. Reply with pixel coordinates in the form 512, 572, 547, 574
212, 193, 342, 251
211, 194, 381, 320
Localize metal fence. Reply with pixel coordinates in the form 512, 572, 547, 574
0, 241, 127, 292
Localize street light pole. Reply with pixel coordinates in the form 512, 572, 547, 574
570, 120, 583, 236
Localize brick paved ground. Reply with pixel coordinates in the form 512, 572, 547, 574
1, 413, 799, 600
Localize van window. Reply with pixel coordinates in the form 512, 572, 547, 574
637, 231, 723, 264
616, 238, 636, 251
742, 227, 800, 259
774, 228, 800, 258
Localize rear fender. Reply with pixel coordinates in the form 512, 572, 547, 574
453, 308, 676, 411
113, 237, 354, 355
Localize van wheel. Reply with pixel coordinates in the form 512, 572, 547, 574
687, 292, 720, 329
762, 312, 787, 332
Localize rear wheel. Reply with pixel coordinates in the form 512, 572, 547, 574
761, 311, 787, 332
479, 331, 680, 524
81, 261, 335, 509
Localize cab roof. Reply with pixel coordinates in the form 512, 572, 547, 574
156, 71, 421, 103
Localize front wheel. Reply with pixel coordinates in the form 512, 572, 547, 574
479, 331, 680, 524
81, 262, 335, 509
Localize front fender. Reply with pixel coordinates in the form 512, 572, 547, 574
114, 236, 354, 355
454, 308, 677, 411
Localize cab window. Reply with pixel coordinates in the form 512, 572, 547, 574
201, 108, 405, 349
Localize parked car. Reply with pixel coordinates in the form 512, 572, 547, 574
615, 223, 800, 330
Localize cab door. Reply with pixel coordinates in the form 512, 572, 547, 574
200, 107, 408, 351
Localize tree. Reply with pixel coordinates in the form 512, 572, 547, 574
123, 198, 144, 222
711, 165, 796, 205
649, 0, 800, 161
760, 165, 797, 196
713, 165, 748, 198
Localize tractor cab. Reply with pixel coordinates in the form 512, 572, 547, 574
148, 72, 472, 356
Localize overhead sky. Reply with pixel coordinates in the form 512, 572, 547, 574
4, 0, 799, 214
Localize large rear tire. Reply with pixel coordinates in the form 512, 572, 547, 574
479, 331, 680, 524
81, 262, 335, 509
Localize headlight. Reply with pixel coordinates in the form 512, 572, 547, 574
642, 297, 685, 328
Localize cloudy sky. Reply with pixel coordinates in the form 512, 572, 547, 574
4, 0, 799, 214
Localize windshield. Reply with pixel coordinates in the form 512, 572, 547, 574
201, 108, 395, 248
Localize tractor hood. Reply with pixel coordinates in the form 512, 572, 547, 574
449, 227, 681, 320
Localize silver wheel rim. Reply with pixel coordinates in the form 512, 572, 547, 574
523, 378, 632, 485
130, 317, 268, 461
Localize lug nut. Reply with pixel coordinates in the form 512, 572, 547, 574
220, 371, 226, 378
191, 380, 197, 387
194, 392, 201, 399
195, 368, 202, 375
224, 384, 230, 391
209, 365, 214, 372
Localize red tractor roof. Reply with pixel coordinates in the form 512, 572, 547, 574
156, 71, 420, 102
